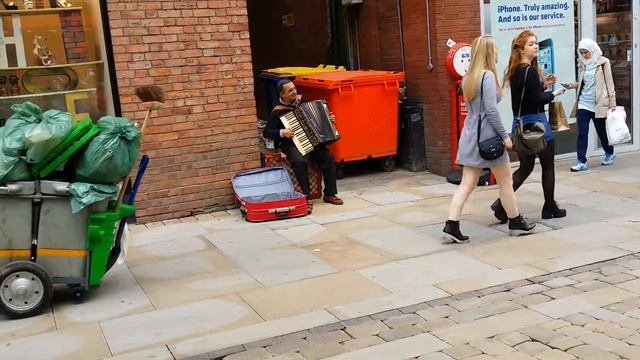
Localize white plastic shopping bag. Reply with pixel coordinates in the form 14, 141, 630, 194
606, 106, 631, 145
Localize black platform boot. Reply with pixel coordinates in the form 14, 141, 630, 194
508, 215, 536, 236
490, 199, 508, 224
541, 201, 567, 219
443, 220, 470, 244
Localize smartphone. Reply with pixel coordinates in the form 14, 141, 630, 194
538, 38, 555, 90
560, 83, 571, 89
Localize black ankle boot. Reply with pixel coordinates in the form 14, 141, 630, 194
490, 199, 508, 224
508, 215, 536, 236
542, 201, 567, 219
443, 220, 470, 244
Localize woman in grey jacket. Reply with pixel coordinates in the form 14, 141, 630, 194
443, 35, 535, 243
565, 38, 617, 171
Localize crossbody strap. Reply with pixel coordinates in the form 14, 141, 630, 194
516, 66, 530, 120
476, 72, 487, 145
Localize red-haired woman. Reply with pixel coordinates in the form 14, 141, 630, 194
491, 30, 568, 223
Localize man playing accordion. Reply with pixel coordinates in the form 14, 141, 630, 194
263, 79, 344, 210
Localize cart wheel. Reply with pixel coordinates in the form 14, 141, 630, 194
71, 286, 88, 303
0, 261, 53, 319
380, 156, 396, 172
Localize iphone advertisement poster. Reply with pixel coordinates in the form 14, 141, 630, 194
490, 0, 577, 128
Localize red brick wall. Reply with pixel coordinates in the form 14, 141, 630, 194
357, 0, 480, 175
247, 0, 332, 120
356, 1, 403, 71
107, 0, 260, 223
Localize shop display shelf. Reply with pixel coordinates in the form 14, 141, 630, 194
0, 87, 96, 100
0, 7, 82, 15
0, 61, 104, 72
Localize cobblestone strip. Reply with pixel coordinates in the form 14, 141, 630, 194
189, 254, 640, 360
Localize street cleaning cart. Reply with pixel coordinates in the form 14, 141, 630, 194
0, 119, 135, 319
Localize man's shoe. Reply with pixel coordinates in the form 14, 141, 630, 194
442, 220, 470, 244
602, 153, 616, 166
541, 201, 567, 219
490, 199, 508, 224
570, 161, 588, 172
323, 195, 343, 205
508, 215, 536, 236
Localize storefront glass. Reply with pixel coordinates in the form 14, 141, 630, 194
596, 0, 633, 149
0, 0, 115, 125
481, 0, 638, 157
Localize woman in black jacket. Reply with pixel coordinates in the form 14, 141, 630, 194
491, 30, 568, 222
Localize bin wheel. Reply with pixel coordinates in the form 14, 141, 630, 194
0, 261, 53, 319
335, 164, 345, 180
380, 156, 396, 172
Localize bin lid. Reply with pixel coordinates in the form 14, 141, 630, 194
261, 65, 345, 77
32, 118, 100, 178
294, 70, 405, 89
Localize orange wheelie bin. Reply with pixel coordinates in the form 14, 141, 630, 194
293, 70, 405, 171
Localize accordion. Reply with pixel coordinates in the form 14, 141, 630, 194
279, 100, 340, 156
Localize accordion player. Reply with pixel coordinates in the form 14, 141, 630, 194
279, 100, 340, 156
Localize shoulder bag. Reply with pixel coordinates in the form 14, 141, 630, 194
477, 72, 506, 161
513, 66, 547, 156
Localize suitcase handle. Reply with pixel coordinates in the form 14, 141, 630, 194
269, 206, 294, 215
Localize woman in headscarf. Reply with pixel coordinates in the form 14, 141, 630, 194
564, 38, 617, 171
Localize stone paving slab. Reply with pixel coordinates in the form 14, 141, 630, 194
199, 254, 640, 360
7, 153, 640, 360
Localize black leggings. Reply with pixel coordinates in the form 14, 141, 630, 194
513, 140, 556, 204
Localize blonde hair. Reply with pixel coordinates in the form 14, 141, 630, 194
462, 35, 502, 102
503, 30, 544, 88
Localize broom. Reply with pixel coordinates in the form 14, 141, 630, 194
114, 85, 165, 211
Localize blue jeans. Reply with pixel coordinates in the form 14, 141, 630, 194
576, 109, 614, 164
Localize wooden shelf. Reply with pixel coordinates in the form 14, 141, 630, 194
0, 7, 82, 15
0, 87, 96, 100
0, 60, 104, 71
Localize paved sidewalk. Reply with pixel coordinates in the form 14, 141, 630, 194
193, 253, 640, 360
1, 153, 640, 359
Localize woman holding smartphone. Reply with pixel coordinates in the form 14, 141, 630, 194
491, 30, 567, 223
443, 35, 535, 243
563, 38, 617, 171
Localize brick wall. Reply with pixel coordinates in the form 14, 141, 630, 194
356, 1, 403, 71
107, 0, 260, 223
247, 0, 331, 120
60, 10, 89, 63
356, 0, 480, 175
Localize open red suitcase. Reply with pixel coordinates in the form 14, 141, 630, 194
232, 167, 308, 222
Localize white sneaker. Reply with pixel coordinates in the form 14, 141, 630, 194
602, 153, 616, 166
570, 161, 588, 172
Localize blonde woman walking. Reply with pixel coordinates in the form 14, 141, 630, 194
443, 35, 535, 243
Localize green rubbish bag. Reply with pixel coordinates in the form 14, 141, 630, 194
68, 182, 118, 214
74, 116, 141, 184
0, 128, 32, 183
2, 102, 42, 157
25, 110, 73, 164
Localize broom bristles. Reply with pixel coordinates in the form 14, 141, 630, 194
135, 85, 165, 103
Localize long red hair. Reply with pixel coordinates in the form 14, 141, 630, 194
502, 30, 544, 88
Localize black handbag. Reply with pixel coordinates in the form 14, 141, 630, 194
514, 66, 547, 156
476, 73, 505, 161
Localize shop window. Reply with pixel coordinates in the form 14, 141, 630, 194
0, 0, 116, 126
596, 0, 633, 146
481, 0, 581, 155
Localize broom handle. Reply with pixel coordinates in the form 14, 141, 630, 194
115, 107, 152, 212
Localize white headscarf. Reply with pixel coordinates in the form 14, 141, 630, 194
577, 38, 602, 66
